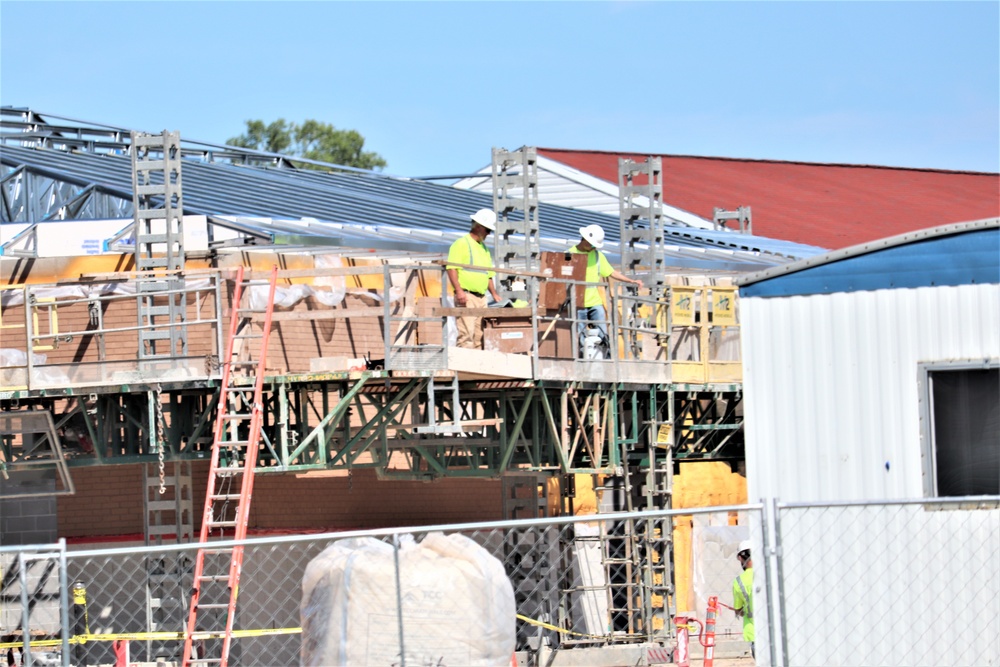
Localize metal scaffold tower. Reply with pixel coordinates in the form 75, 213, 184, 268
616, 162, 677, 640
492, 147, 541, 293
131, 130, 188, 361
713, 205, 753, 234
618, 156, 666, 355
618, 157, 665, 282
145, 458, 194, 661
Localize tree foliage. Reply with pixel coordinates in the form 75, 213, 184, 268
226, 119, 387, 171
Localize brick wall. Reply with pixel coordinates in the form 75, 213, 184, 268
264, 292, 393, 374
56, 465, 146, 538
56, 464, 503, 539
250, 469, 503, 530
0, 289, 219, 368
4, 263, 449, 377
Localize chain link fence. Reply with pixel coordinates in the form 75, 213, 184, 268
5, 498, 996, 666
774, 497, 1000, 667
4, 507, 753, 666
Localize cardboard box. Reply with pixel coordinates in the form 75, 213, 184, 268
483, 316, 575, 358
537, 320, 574, 358
309, 356, 351, 372
417, 297, 444, 346
484, 322, 533, 354
539, 252, 587, 311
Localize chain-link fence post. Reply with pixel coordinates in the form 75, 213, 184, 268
768, 497, 786, 667
57, 539, 70, 667
17, 552, 30, 666
392, 533, 406, 667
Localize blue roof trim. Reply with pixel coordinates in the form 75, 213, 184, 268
741, 227, 1000, 298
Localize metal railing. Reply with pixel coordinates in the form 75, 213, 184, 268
2, 263, 741, 394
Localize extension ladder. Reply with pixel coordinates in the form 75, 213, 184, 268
182, 266, 278, 667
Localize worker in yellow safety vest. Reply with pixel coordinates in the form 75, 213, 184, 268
733, 539, 755, 659
446, 209, 501, 349
569, 224, 642, 359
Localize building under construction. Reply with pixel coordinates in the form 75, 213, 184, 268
0, 109, 824, 663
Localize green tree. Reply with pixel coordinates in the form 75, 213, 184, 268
226, 118, 387, 171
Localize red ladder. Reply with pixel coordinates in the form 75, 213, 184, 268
182, 265, 278, 667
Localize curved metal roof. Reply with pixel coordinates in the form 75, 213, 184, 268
737, 218, 1000, 297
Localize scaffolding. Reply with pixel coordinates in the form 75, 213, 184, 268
492, 147, 541, 291
0, 255, 745, 650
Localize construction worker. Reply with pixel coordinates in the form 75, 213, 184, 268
569, 224, 643, 358
446, 208, 501, 348
733, 539, 755, 658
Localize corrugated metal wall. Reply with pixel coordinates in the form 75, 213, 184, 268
741, 283, 1000, 503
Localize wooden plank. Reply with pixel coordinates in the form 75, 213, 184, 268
254, 266, 390, 279
433, 307, 532, 318
383, 418, 502, 431
254, 307, 386, 322
432, 259, 560, 280
446, 346, 532, 379
387, 438, 495, 449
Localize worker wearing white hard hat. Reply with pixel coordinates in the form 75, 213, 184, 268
446, 209, 501, 349
569, 225, 643, 359
733, 539, 755, 658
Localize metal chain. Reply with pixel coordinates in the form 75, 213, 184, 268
154, 384, 166, 495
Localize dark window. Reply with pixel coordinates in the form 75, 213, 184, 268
930, 368, 1000, 496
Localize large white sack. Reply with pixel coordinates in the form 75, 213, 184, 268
301, 532, 516, 666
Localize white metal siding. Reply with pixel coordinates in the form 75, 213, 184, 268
742, 283, 1000, 503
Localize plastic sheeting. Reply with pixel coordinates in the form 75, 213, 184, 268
246, 255, 405, 312
0, 279, 213, 308
0, 349, 69, 386
690, 516, 748, 640
301, 532, 516, 667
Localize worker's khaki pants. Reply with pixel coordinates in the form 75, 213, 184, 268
456, 292, 487, 349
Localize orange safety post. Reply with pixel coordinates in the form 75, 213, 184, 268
113, 639, 128, 667
673, 612, 703, 667
701, 596, 719, 667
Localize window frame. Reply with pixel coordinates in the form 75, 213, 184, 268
918, 359, 1000, 498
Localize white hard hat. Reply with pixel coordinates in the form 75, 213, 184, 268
579, 224, 605, 249
470, 208, 497, 231
738, 540, 752, 556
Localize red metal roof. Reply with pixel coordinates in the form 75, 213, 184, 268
538, 148, 1000, 250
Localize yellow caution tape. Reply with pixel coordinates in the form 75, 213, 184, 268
7, 618, 610, 650
0, 627, 302, 650
515, 613, 609, 640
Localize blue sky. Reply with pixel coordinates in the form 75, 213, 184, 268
2, 2, 997, 177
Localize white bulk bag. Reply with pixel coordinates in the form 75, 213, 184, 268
301, 532, 516, 666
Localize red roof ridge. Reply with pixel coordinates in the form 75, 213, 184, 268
535, 147, 999, 177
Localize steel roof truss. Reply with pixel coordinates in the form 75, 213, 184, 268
0, 221, 38, 257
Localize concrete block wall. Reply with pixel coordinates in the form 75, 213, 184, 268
0, 470, 58, 546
